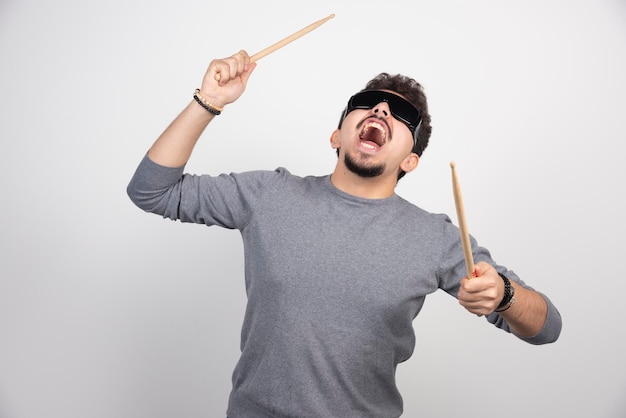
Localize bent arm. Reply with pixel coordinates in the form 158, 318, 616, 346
458, 262, 562, 344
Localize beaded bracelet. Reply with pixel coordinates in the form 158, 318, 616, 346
193, 89, 223, 115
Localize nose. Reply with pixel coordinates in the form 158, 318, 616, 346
372, 101, 391, 119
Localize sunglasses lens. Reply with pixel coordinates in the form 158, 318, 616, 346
349, 91, 421, 128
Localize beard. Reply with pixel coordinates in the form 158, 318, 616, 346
344, 151, 385, 178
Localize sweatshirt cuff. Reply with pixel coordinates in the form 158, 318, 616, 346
516, 293, 562, 345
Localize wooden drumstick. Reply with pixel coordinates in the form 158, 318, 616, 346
450, 161, 475, 278
214, 13, 335, 81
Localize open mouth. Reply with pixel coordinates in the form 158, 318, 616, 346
359, 120, 387, 150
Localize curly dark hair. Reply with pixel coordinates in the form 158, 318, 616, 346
337, 73, 433, 180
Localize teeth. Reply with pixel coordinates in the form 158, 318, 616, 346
364, 121, 385, 130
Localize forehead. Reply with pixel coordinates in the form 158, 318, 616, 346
353, 89, 403, 98
379, 89, 409, 101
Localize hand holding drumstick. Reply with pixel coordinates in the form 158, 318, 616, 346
451, 162, 510, 316
198, 50, 257, 112
214, 13, 335, 82
196, 14, 335, 111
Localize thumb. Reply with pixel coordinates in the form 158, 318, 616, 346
472, 264, 482, 278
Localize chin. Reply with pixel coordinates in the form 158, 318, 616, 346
344, 152, 385, 178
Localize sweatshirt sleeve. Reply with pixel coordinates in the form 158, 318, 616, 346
485, 290, 562, 345
435, 215, 562, 345
127, 154, 186, 217
127, 154, 274, 230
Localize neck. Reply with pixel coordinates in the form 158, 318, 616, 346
330, 165, 397, 199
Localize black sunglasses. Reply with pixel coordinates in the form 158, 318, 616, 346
344, 90, 422, 145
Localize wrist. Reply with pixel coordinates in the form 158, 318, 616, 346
495, 273, 516, 312
193, 89, 224, 115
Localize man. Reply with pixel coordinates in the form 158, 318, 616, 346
128, 50, 561, 417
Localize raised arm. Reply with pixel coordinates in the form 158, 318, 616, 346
147, 50, 256, 168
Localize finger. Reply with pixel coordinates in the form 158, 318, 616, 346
210, 59, 232, 83
474, 262, 497, 279
458, 282, 480, 302
220, 58, 238, 83
212, 57, 237, 83
236, 49, 250, 74
213, 51, 246, 83
459, 299, 491, 316
239, 61, 257, 85
225, 50, 250, 79
460, 276, 482, 295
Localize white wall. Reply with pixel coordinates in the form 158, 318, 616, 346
1, 0, 625, 417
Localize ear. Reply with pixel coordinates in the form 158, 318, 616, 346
330, 130, 341, 149
400, 152, 419, 174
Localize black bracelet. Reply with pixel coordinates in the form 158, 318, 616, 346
495, 273, 516, 312
495, 297, 515, 312
496, 273, 512, 309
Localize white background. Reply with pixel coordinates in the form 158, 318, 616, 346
1, 0, 625, 417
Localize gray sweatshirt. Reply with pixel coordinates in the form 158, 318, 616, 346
127, 155, 562, 418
